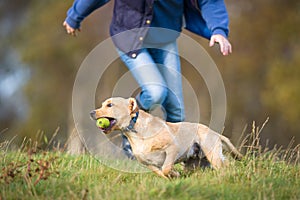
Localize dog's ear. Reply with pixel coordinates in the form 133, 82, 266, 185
128, 97, 139, 116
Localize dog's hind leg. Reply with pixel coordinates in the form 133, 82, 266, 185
201, 140, 226, 169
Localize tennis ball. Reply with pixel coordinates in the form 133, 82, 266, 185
96, 118, 110, 128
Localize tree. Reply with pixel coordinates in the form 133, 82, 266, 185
10, 0, 300, 151
13, 0, 114, 150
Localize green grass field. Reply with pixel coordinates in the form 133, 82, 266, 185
1, 126, 299, 200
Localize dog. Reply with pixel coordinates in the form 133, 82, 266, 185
90, 97, 243, 179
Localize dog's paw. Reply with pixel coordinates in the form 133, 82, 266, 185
168, 170, 180, 179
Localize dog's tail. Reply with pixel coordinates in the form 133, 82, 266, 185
219, 135, 243, 160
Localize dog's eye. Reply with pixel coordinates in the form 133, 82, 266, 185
107, 103, 113, 107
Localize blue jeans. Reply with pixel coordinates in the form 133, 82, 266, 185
117, 41, 185, 122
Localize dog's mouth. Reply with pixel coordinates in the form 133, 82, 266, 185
95, 117, 117, 134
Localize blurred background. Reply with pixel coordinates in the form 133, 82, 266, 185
0, 0, 299, 151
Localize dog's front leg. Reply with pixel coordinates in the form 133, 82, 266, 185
161, 148, 179, 177
147, 165, 169, 180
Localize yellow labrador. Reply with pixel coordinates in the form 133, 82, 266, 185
90, 97, 242, 179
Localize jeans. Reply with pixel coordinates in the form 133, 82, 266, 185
117, 41, 185, 123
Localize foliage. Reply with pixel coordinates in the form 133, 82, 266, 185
5, 0, 300, 148
215, 0, 300, 146
263, 46, 300, 129
11, 0, 109, 141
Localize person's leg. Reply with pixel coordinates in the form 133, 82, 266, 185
117, 48, 169, 158
117, 48, 168, 111
148, 42, 185, 122
121, 134, 135, 160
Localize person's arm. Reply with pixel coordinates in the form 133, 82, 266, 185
63, 0, 110, 36
199, 0, 229, 38
199, 0, 232, 55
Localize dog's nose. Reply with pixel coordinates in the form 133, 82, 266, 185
90, 110, 96, 120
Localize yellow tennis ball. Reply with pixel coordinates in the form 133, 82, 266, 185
96, 118, 110, 128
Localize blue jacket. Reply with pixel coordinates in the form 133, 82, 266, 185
184, 0, 229, 39
66, 0, 229, 58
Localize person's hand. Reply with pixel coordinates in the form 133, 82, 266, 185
209, 34, 232, 56
63, 21, 81, 37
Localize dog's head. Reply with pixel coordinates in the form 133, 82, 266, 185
90, 97, 139, 134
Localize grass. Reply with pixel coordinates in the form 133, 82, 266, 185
0, 122, 299, 200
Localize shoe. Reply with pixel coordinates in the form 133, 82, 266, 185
184, 142, 211, 170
